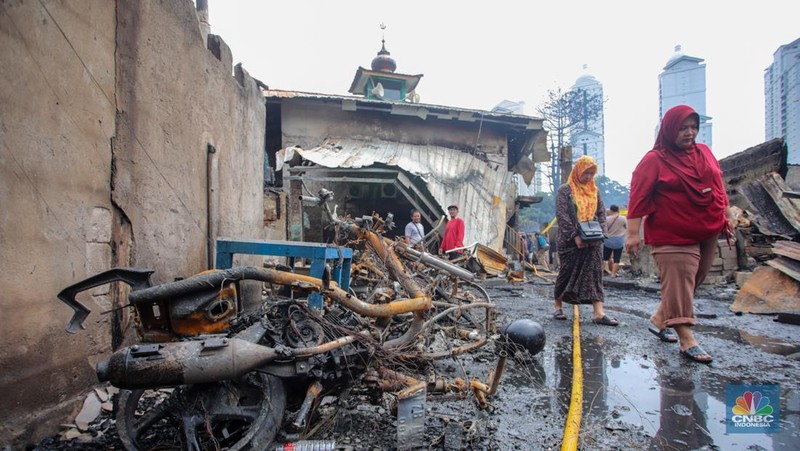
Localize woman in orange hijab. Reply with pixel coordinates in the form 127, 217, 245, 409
552, 156, 617, 326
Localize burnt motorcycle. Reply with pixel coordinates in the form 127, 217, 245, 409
58, 198, 544, 450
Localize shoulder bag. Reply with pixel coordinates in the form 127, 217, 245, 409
569, 192, 605, 242
577, 220, 604, 242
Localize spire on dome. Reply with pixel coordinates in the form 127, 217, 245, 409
371, 23, 397, 72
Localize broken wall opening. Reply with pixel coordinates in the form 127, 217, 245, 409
288, 165, 443, 246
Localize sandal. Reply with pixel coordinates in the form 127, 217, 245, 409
648, 326, 678, 343
553, 309, 567, 320
680, 345, 713, 364
592, 315, 619, 327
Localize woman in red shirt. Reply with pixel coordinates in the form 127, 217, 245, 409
626, 105, 734, 364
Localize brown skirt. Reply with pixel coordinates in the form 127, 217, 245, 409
650, 236, 718, 328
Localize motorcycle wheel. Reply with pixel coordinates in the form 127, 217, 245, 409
440, 279, 494, 334
116, 372, 286, 451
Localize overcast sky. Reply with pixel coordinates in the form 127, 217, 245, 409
207, 0, 799, 185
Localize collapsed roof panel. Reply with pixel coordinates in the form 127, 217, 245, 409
286, 138, 509, 251
719, 138, 798, 239
740, 172, 800, 239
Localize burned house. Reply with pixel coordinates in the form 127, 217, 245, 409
263, 41, 549, 251
0, 2, 546, 445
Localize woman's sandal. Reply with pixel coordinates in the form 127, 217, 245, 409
680, 345, 713, 364
592, 315, 619, 327
553, 309, 567, 320
648, 326, 678, 343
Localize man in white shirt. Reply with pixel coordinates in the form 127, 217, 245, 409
404, 210, 425, 247
603, 205, 627, 277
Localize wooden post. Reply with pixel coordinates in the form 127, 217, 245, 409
559, 145, 573, 182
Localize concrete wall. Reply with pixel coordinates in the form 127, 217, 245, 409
0, 0, 280, 445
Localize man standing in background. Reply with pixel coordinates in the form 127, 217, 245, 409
440, 204, 465, 260
535, 231, 550, 271
404, 210, 425, 248
542, 221, 557, 270
603, 205, 627, 277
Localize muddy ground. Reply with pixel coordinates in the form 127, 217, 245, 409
32, 273, 800, 450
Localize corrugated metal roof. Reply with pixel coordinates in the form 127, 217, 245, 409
287, 138, 511, 251
740, 172, 800, 239
263, 89, 544, 126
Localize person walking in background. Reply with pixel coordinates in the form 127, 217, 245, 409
535, 231, 550, 271
439, 204, 465, 260
519, 233, 531, 264
543, 221, 557, 270
603, 205, 627, 277
404, 209, 425, 248
552, 156, 617, 326
526, 233, 536, 265
626, 104, 735, 364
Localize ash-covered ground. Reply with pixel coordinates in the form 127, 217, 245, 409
32, 273, 800, 450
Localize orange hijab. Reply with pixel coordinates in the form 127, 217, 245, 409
567, 156, 599, 221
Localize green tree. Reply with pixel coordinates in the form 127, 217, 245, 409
517, 191, 555, 232
595, 175, 630, 209
518, 176, 629, 233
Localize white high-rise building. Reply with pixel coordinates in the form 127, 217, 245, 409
658, 45, 712, 146
569, 65, 606, 176
765, 37, 800, 165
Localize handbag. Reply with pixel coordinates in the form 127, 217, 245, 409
578, 220, 605, 242
570, 191, 605, 242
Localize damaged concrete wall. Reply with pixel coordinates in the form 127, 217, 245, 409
0, 0, 279, 445
278, 102, 511, 169
114, 1, 273, 283
0, 0, 118, 445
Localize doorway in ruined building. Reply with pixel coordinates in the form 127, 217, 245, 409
287, 164, 443, 249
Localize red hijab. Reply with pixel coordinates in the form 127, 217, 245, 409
653, 105, 720, 206
628, 104, 727, 244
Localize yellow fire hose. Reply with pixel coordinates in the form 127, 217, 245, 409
561, 304, 583, 450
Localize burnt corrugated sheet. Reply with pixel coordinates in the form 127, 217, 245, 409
720, 138, 787, 208
740, 172, 800, 239
719, 138, 787, 182
293, 138, 510, 251
473, 244, 508, 276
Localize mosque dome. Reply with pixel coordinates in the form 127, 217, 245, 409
371, 40, 397, 73
666, 44, 686, 65
575, 64, 597, 83
572, 64, 600, 89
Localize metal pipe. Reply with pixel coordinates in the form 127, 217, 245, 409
292, 380, 323, 430
96, 337, 278, 389
376, 367, 424, 393
96, 335, 356, 390
413, 336, 488, 360
420, 302, 495, 332
128, 267, 429, 318
293, 335, 356, 358
486, 353, 508, 396
394, 243, 475, 281
359, 230, 432, 350
470, 380, 491, 409
206, 144, 218, 270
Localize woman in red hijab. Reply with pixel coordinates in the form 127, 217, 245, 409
626, 105, 734, 364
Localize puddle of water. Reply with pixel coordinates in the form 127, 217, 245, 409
696, 324, 800, 357
605, 304, 800, 357
579, 338, 799, 450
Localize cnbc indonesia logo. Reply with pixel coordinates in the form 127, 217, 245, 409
727, 385, 780, 433
732, 391, 773, 426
